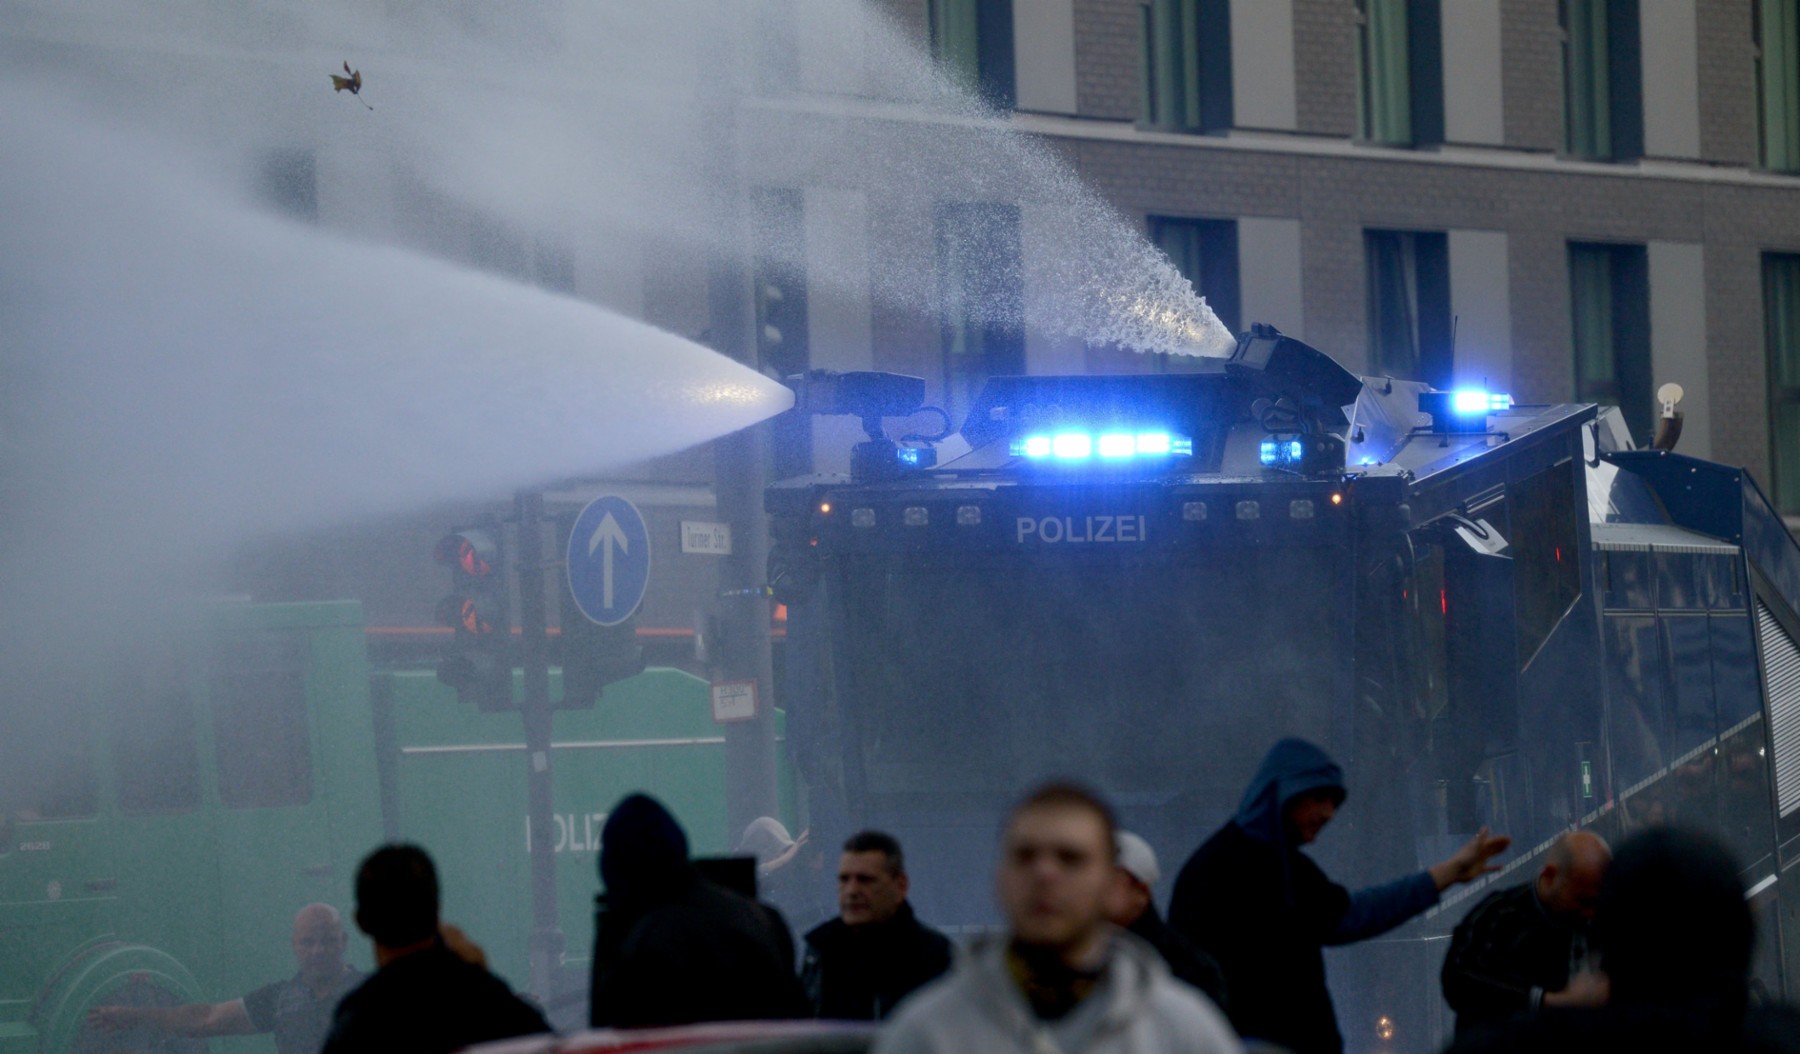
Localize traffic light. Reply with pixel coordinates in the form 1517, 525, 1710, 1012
434, 527, 513, 711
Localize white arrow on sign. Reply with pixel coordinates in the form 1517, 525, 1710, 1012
587, 512, 629, 608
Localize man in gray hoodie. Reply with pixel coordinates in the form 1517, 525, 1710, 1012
874, 782, 1241, 1054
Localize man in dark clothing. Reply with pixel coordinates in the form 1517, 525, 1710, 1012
1168, 737, 1510, 1054
1441, 830, 1611, 1036
322, 844, 549, 1053
589, 793, 809, 1027
800, 830, 953, 1019
1105, 831, 1227, 1012
1447, 826, 1800, 1054
91, 903, 363, 1054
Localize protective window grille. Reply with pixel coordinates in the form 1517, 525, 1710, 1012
1138, 0, 1232, 132
1756, 0, 1800, 172
1764, 254, 1800, 514
1365, 229, 1452, 386
1758, 600, 1800, 816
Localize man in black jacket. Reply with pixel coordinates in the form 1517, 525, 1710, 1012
1441, 830, 1611, 1036
1168, 737, 1509, 1054
1447, 826, 1800, 1053
800, 830, 953, 1020
589, 793, 809, 1027
322, 844, 549, 1053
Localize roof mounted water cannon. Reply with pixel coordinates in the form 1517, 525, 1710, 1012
1227, 324, 1364, 432
788, 369, 946, 481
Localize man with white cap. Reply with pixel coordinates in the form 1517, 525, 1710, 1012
1106, 832, 1228, 1012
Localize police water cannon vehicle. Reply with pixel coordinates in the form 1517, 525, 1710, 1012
769, 324, 1800, 1051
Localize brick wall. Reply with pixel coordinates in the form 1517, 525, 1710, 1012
1074, 0, 1142, 120
1697, 0, 1757, 167
1500, 0, 1562, 152
1293, 0, 1357, 136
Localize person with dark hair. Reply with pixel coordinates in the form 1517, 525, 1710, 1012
1105, 831, 1228, 1011
589, 793, 808, 1027
1168, 738, 1509, 1054
1440, 831, 1612, 1037
1447, 826, 1800, 1053
875, 782, 1241, 1053
800, 830, 953, 1019
321, 844, 548, 1053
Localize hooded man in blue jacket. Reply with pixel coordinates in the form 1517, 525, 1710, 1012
1167, 738, 1509, 1054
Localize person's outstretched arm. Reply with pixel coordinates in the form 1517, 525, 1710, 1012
89, 999, 253, 1037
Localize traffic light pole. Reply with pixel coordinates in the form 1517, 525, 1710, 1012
513, 488, 564, 1005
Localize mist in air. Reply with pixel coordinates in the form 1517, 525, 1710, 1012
0, 1, 1231, 628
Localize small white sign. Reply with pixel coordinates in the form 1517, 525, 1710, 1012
681, 520, 733, 555
711, 680, 757, 723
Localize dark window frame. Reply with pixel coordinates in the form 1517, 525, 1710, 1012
1561, 0, 1643, 161
1138, 0, 1233, 133
929, 0, 1016, 109
1570, 240, 1653, 442
1365, 228, 1453, 386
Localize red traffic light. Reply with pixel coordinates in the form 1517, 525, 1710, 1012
435, 595, 497, 635
435, 530, 497, 577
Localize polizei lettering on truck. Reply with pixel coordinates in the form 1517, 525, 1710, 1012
1015, 514, 1147, 544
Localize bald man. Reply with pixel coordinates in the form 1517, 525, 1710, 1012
1441, 831, 1612, 1037
92, 903, 364, 1054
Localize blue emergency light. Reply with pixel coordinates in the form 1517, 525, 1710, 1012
1259, 439, 1306, 466
1011, 430, 1193, 462
1451, 389, 1514, 414
1420, 388, 1514, 435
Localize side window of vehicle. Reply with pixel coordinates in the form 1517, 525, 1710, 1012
113, 650, 203, 814
2, 670, 99, 819
211, 632, 313, 809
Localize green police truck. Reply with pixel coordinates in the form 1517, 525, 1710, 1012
0, 600, 787, 1053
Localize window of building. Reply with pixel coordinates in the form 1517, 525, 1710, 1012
1139, 0, 1232, 133
1570, 241, 1652, 441
212, 632, 314, 809
112, 652, 203, 815
1757, 0, 1800, 172
1562, 0, 1643, 160
936, 202, 1025, 419
1765, 253, 1800, 513
1356, 0, 1444, 146
752, 188, 812, 479
929, 0, 1015, 108
1365, 229, 1452, 385
1148, 216, 1240, 337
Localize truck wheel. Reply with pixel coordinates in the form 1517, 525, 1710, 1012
32, 941, 207, 1054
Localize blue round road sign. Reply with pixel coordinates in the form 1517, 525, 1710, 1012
567, 495, 651, 627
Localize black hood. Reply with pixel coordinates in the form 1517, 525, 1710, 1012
599, 793, 692, 904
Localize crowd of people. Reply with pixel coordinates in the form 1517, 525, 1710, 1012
91, 736, 1800, 1053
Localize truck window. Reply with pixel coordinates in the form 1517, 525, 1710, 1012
211, 632, 313, 809
1512, 459, 1582, 666
113, 655, 203, 814
1, 670, 98, 819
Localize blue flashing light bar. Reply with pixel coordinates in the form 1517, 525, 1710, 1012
1011, 430, 1194, 462
1450, 389, 1513, 415
1259, 439, 1306, 467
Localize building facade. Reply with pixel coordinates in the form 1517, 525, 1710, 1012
771, 0, 1800, 522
